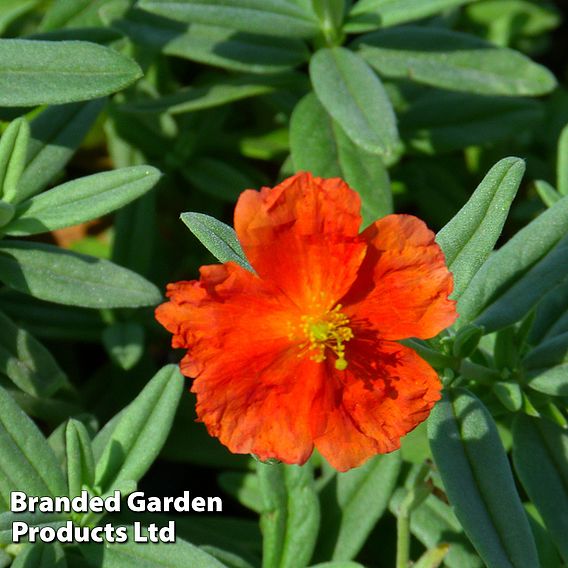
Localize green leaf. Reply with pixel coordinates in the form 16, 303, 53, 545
492, 382, 523, 412
11, 543, 66, 568
17, 99, 105, 203
121, 73, 298, 115
138, 0, 319, 38
0, 0, 41, 36
529, 281, 568, 344
114, 9, 309, 74
310, 47, 399, 159
180, 212, 252, 271
0, 39, 142, 107
0, 309, 67, 398
458, 194, 568, 331
312, 0, 346, 41
0, 512, 68, 544
436, 157, 524, 300
102, 322, 145, 371
80, 527, 226, 567
218, 472, 263, 513
535, 180, 561, 208
428, 388, 538, 568
525, 504, 563, 568
389, 488, 482, 568
290, 93, 392, 226
346, 0, 474, 32
182, 157, 255, 203
0, 118, 29, 203
0, 384, 67, 507
354, 26, 557, 96
523, 331, 568, 396
513, 415, 568, 563
557, 124, 568, 196
66, 419, 95, 498
330, 453, 401, 560
4, 166, 160, 236
39, 0, 110, 30
94, 365, 184, 493
0, 240, 162, 308
400, 92, 543, 154
258, 462, 320, 568
0, 289, 106, 342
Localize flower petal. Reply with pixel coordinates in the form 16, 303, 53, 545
155, 261, 320, 464
313, 335, 441, 471
234, 172, 366, 310
343, 214, 457, 340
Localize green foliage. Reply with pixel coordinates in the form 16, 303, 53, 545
354, 26, 557, 96
0, 40, 142, 106
0, 1, 566, 566
94, 365, 184, 493
180, 212, 252, 270
258, 462, 320, 568
428, 389, 539, 568
436, 157, 525, 299
310, 47, 399, 159
290, 93, 392, 225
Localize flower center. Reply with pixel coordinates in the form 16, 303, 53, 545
300, 305, 353, 370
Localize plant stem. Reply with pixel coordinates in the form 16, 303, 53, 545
396, 509, 411, 568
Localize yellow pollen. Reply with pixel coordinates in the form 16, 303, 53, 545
299, 305, 353, 370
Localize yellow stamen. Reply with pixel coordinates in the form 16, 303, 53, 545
298, 305, 353, 370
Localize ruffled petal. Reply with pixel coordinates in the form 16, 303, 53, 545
312, 333, 441, 471
155, 261, 321, 464
194, 349, 325, 465
342, 214, 457, 340
234, 172, 366, 310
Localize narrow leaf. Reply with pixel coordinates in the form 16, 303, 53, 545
512, 415, 568, 563
428, 388, 538, 568
0, 512, 68, 545
17, 99, 105, 203
290, 93, 392, 225
94, 365, 184, 492
0, 39, 142, 107
400, 92, 543, 154
138, 0, 319, 38
346, 0, 474, 32
310, 47, 399, 159
66, 419, 95, 498
436, 157, 524, 299
11, 541, 66, 568
4, 166, 161, 236
535, 180, 561, 208
0, 309, 67, 398
258, 462, 320, 568
458, 194, 568, 331
0, 241, 162, 309
121, 73, 297, 115
355, 26, 557, 96
529, 281, 568, 344
180, 212, 252, 271
332, 453, 401, 560
102, 322, 145, 371
0, 118, 29, 203
80, 527, 226, 567
114, 9, 309, 74
0, 385, 67, 506
523, 331, 568, 396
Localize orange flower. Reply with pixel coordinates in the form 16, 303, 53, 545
156, 173, 457, 471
